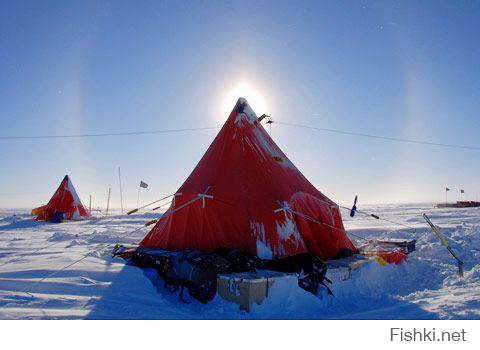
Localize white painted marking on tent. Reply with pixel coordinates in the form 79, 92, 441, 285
250, 221, 274, 259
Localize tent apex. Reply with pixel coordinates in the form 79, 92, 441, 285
234, 97, 248, 113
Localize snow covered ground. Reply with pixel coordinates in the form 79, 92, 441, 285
0, 204, 479, 319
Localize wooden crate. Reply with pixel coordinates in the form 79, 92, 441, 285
217, 271, 296, 312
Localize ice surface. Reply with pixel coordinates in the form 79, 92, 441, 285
0, 204, 479, 319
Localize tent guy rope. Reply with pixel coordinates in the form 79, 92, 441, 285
274, 121, 480, 152
20, 224, 149, 297
0, 126, 220, 140
0, 192, 176, 268
2, 118, 480, 153
127, 193, 176, 215
0, 216, 120, 268
19, 192, 206, 295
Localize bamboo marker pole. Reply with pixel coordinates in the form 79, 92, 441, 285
136, 185, 141, 209
118, 167, 124, 215
424, 214, 464, 277
106, 188, 111, 217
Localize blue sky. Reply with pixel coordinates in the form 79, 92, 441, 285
1, 0, 479, 208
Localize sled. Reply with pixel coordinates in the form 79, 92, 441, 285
356, 238, 415, 264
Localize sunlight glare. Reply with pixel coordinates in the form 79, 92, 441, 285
221, 83, 267, 120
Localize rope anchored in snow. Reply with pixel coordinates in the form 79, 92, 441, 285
273, 201, 369, 243
152, 193, 182, 211
0, 216, 121, 268
308, 194, 417, 234
273, 200, 412, 257
144, 187, 212, 227
19, 224, 149, 297
343, 205, 416, 233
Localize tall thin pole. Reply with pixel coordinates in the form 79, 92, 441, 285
118, 167, 124, 215
106, 188, 111, 216
136, 185, 141, 209
445, 188, 447, 205
89, 195, 92, 213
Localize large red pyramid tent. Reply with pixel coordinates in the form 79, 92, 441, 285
141, 98, 357, 260
35, 175, 90, 221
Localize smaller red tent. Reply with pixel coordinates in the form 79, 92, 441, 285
35, 175, 90, 222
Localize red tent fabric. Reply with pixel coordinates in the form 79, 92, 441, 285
140, 98, 357, 260
36, 175, 90, 221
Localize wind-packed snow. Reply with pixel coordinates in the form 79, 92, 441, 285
0, 204, 479, 319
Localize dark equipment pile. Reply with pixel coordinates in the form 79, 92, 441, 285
129, 248, 332, 303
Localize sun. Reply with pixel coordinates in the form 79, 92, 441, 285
221, 83, 267, 120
